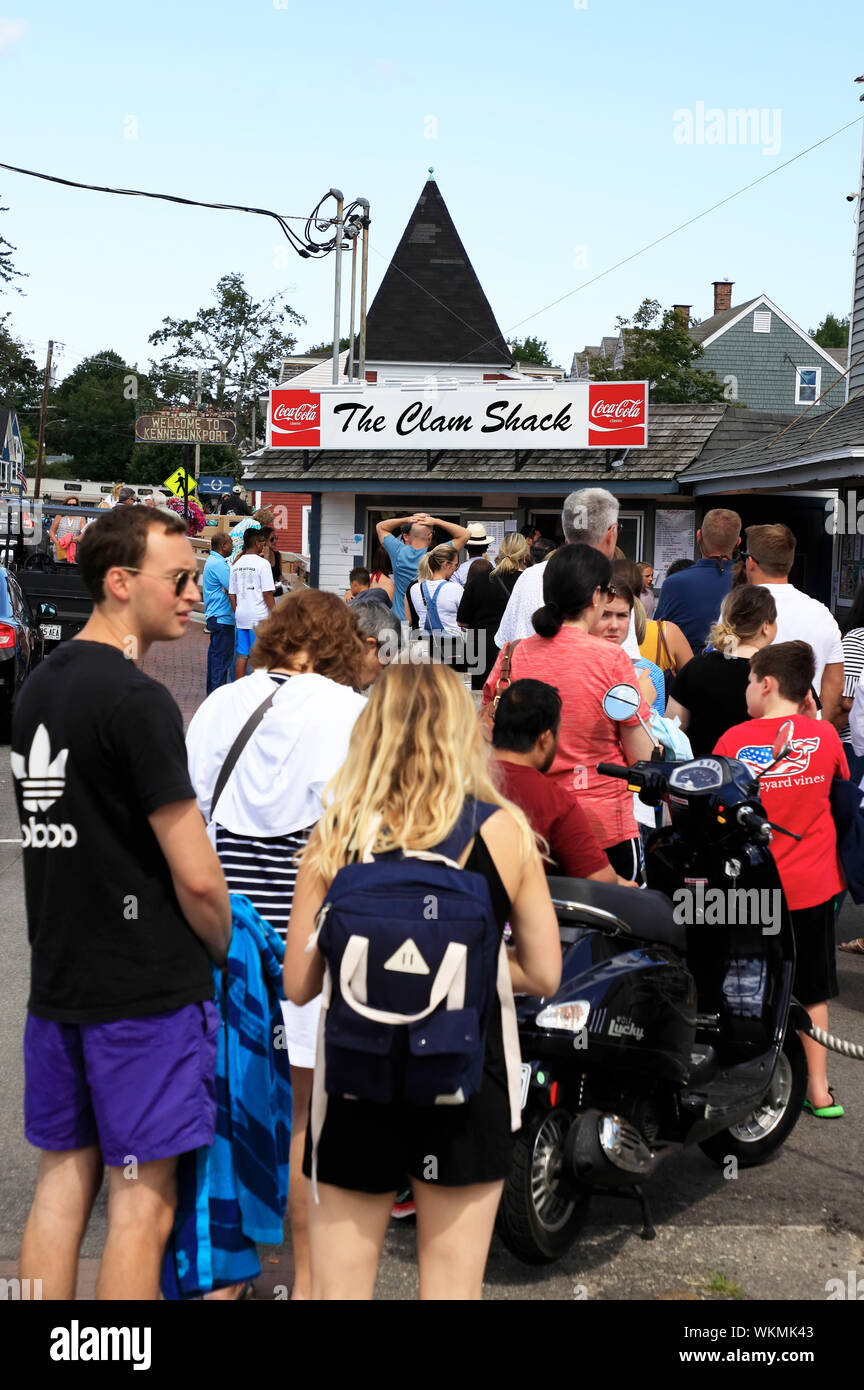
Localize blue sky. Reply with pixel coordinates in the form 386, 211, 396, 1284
2, 0, 863, 381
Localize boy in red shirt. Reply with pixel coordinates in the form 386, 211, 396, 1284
491, 678, 636, 887
713, 640, 848, 1118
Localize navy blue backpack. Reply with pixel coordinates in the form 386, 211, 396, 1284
830, 776, 864, 904
308, 799, 522, 1194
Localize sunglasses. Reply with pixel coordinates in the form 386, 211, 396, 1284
119, 566, 197, 597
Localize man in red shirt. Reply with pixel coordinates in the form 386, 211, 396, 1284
491, 679, 636, 887
714, 641, 848, 1118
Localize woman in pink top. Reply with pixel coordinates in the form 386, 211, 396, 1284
483, 544, 653, 880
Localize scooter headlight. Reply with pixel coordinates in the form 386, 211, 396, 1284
535, 1000, 590, 1034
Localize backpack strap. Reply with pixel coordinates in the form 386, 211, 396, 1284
431, 798, 499, 864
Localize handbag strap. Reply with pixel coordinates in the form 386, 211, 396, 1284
657, 620, 676, 674
492, 640, 519, 706
210, 687, 279, 821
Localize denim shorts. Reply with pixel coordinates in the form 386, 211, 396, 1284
24, 1001, 220, 1166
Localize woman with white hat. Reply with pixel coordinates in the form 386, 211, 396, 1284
453, 523, 491, 587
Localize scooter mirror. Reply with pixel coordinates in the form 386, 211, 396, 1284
771, 719, 794, 766
602, 683, 641, 722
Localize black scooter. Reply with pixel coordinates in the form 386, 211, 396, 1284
497, 689, 817, 1266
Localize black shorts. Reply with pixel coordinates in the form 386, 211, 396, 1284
790, 898, 839, 1007
302, 1066, 516, 1193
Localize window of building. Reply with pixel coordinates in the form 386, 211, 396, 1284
752, 311, 772, 333
795, 367, 820, 405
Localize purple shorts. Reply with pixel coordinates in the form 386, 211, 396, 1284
24, 1001, 220, 1167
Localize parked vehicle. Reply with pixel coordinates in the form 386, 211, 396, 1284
0, 565, 44, 731
497, 686, 828, 1265
0, 498, 96, 655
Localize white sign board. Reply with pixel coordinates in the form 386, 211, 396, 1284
267, 382, 648, 451
653, 510, 695, 585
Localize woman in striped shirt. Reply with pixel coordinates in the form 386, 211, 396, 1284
186, 590, 369, 1298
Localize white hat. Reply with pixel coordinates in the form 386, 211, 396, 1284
465, 523, 490, 548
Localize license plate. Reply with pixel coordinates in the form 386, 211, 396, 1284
41, 624, 61, 641
519, 1062, 532, 1110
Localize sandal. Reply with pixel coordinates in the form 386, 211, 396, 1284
803, 1087, 844, 1119
839, 939, 864, 954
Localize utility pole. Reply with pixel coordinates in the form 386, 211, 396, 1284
331, 188, 344, 385
193, 366, 203, 484
33, 340, 54, 501
347, 232, 358, 379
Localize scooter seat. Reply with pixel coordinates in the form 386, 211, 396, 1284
546, 877, 686, 953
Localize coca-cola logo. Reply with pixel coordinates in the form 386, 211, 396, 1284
272, 401, 319, 428
269, 390, 321, 447
589, 398, 643, 421
587, 383, 647, 446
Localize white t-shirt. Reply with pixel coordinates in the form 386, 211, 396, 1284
229, 553, 275, 629
758, 582, 843, 697
409, 578, 463, 636
495, 560, 640, 657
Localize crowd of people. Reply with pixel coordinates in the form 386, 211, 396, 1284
12, 485, 864, 1303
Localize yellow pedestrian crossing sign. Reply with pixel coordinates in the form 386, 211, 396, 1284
162, 467, 197, 498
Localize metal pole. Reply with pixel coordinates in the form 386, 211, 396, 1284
358, 203, 370, 381
183, 442, 190, 522
348, 233, 358, 379
330, 188, 344, 385
193, 367, 202, 484
34, 340, 53, 502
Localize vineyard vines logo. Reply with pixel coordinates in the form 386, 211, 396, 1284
11, 725, 78, 848
608, 1016, 644, 1041
734, 736, 819, 778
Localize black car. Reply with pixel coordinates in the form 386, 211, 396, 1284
0, 565, 44, 732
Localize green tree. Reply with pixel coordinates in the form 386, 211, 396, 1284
0, 314, 41, 414
45, 349, 142, 481
0, 196, 25, 295
148, 272, 305, 449
588, 299, 727, 404
508, 336, 554, 367
809, 312, 850, 349
304, 338, 350, 354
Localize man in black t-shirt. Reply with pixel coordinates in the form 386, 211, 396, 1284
14, 504, 232, 1301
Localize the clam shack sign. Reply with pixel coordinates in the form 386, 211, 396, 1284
266, 381, 648, 450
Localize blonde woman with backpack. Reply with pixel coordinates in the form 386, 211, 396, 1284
283, 662, 560, 1300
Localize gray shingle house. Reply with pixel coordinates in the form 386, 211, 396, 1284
571, 279, 847, 415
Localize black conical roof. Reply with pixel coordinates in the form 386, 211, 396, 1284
363, 179, 513, 368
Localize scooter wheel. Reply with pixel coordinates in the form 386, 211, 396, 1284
697, 1032, 808, 1169
496, 1106, 591, 1265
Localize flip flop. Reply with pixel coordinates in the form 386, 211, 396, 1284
838, 939, 864, 954
803, 1088, 844, 1119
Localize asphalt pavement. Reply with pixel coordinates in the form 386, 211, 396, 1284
1, 631, 863, 1299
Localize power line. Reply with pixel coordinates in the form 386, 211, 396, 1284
0, 160, 344, 259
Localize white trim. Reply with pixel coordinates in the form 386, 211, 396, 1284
688, 446, 864, 493
698, 294, 847, 370
794, 365, 821, 406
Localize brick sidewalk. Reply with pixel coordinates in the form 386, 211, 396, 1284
140, 619, 210, 727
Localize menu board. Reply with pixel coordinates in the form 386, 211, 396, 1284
653, 510, 695, 586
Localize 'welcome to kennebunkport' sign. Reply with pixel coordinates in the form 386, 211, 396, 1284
266, 381, 648, 451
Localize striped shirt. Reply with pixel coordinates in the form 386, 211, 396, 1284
841, 628, 864, 745
215, 824, 311, 940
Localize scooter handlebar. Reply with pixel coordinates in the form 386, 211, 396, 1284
596, 762, 633, 780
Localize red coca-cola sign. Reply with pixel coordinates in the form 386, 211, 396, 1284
270, 389, 321, 448
587, 382, 647, 447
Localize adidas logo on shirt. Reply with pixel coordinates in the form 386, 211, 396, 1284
11, 725, 78, 848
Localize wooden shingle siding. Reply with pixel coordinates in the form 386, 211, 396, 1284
849, 129, 864, 398
700, 315, 846, 414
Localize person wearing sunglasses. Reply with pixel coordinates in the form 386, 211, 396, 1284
13, 504, 231, 1301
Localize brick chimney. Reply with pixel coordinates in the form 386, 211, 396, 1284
672, 304, 692, 327
712, 279, 733, 315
